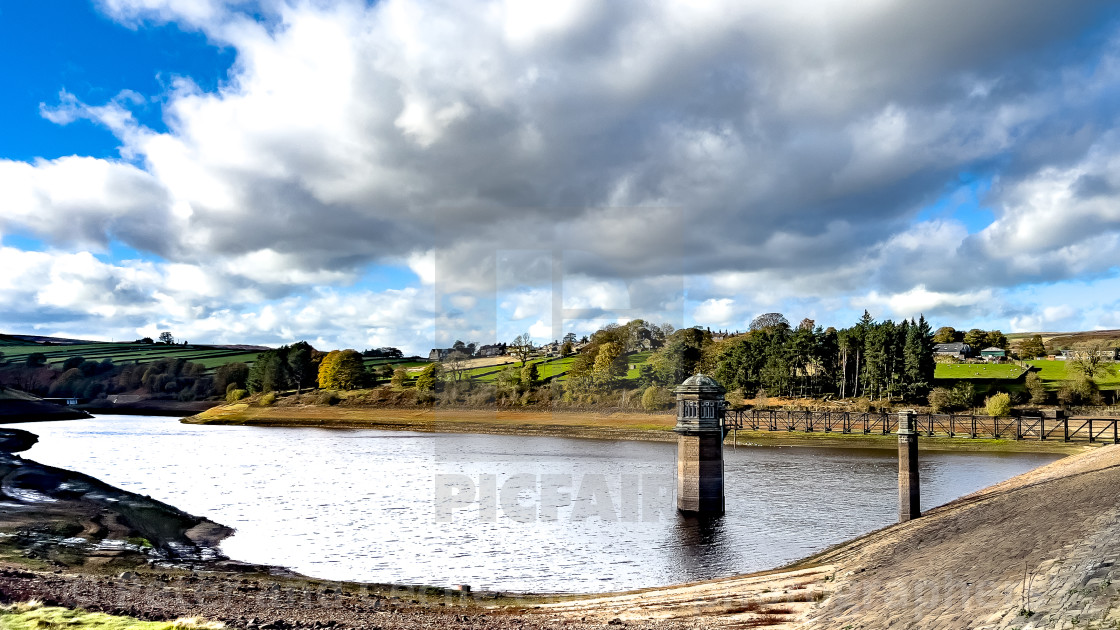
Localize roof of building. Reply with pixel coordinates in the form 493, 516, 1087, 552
674, 373, 726, 394
981, 347, 1006, 353
935, 342, 970, 352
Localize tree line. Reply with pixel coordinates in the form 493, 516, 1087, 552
630, 312, 938, 402
0, 341, 404, 402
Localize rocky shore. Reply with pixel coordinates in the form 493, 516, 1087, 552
0, 447, 234, 570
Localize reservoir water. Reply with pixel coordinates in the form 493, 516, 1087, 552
4, 415, 1062, 593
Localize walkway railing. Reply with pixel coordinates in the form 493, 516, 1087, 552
722, 409, 1120, 444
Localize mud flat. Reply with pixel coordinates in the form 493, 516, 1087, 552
185, 404, 1085, 453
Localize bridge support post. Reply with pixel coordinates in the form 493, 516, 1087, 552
673, 375, 727, 515
898, 410, 920, 522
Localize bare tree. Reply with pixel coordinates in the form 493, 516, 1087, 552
512, 333, 533, 366
1069, 342, 1108, 377
443, 351, 471, 382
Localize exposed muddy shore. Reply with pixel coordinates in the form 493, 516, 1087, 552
185, 404, 1086, 454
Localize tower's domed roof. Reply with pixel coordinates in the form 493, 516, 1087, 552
674, 373, 726, 394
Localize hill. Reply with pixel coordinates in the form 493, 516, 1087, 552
0, 333, 268, 370
1007, 329, 1120, 349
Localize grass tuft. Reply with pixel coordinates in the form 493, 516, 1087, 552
0, 603, 225, 630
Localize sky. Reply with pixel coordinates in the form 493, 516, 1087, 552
3, 0, 1120, 355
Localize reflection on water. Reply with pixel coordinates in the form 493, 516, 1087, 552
3, 415, 1061, 593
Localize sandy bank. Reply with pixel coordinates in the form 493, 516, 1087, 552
185, 403, 1085, 453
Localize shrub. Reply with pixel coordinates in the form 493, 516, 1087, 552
391, 367, 408, 388
415, 363, 442, 392
951, 382, 976, 410
1057, 381, 1074, 407
1025, 372, 1047, 404
928, 387, 953, 413
259, 391, 277, 406
226, 389, 247, 403
985, 392, 1011, 417
1074, 374, 1101, 403
756, 388, 769, 409
1056, 375, 1100, 407
520, 363, 539, 390
376, 365, 394, 382
641, 385, 672, 411
929, 383, 977, 413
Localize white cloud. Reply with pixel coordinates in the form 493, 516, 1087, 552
862, 286, 994, 319
4, 0, 1120, 344
692, 298, 736, 328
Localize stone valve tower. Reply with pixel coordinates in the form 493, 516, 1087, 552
673, 374, 728, 515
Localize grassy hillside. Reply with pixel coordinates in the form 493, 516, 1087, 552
0, 335, 263, 369
1007, 329, 1120, 350
1026, 359, 1120, 390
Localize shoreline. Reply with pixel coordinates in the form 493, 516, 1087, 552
3, 416, 1119, 627
0, 399, 92, 423
184, 404, 1090, 454
3, 441, 1118, 627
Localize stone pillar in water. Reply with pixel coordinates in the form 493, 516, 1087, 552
674, 374, 727, 515
897, 409, 920, 522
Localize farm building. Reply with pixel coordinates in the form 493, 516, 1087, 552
428, 348, 452, 361
476, 343, 507, 358
1060, 348, 1119, 361
980, 347, 1007, 361
934, 342, 971, 358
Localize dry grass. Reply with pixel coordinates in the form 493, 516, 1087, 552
0, 602, 224, 630
190, 405, 677, 433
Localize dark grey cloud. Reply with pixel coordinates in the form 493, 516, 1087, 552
8, 0, 1120, 323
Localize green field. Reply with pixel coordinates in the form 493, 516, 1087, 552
458, 356, 571, 382
0, 334, 441, 378
1026, 360, 1120, 389
624, 352, 652, 380
0, 333, 656, 386
934, 363, 1027, 380
0, 334, 276, 375
434, 353, 647, 384
538, 356, 575, 382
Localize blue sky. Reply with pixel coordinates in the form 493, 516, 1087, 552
0, 2, 232, 161
3, 0, 1120, 355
